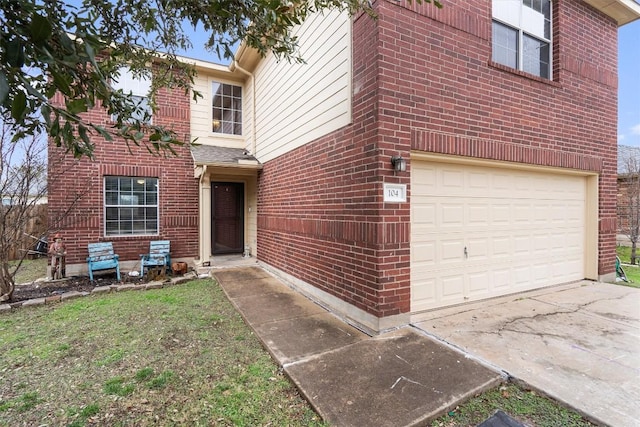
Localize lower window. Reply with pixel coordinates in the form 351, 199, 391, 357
104, 176, 158, 236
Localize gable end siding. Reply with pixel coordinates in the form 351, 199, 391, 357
253, 9, 352, 162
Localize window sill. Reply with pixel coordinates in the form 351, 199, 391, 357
208, 133, 244, 139
488, 61, 561, 88
101, 235, 160, 242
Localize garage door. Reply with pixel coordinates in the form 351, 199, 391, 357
411, 160, 586, 312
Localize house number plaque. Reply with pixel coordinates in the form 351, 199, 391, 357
383, 183, 407, 202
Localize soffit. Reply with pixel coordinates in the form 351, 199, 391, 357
231, 42, 262, 74
583, 0, 640, 25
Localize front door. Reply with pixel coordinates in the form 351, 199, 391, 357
212, 182, 244, 254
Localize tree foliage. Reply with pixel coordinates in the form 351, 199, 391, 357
1, 0, 442, 158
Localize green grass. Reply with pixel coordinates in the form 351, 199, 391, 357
0, 279, 324, 426
103, 377, 135, 397
431, 384, 594, 427
95, 348, 126, 366
620, 265, 640, 286
146, 370, 175, 389
10, 257, 48, 284
616, 246, 640, 287
0, 392, 43, 414
1, 277, 595, 427
134, 367, 155, 381
617, 245, 635, 263
65, 403, 101, 427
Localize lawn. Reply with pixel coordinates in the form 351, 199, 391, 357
0, 279, 324, 426
10, 257, 48, 285
430, 384, 594, 427
1, 276, 598, 426
616, 246, 640, 287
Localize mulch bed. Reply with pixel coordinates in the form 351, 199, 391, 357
12, 274, 145, 303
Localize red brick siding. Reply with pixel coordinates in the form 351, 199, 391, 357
48, 79, 198, 266
257, 0, 618, 318
257, 120, 411, 316
381, 0, 617, 277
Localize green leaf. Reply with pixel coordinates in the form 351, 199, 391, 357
50, 117, 60, 136
59, 32, 74, 52
66, 98, 88, 114
11, 91, 27, 120
30, 13, 52, 45
6, 39, 25, 68
51, 69, 71, 95
93, 125, 113, 141
0, 72, 9, 105
78, 124, 90, 145
41, 105, 51, 126
84, 41, 96, 65
63, 121, 73, 138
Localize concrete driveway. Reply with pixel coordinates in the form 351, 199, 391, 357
412, 281, 640, 427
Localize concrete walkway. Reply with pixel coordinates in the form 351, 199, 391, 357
213, 267, 501, 427
413, 281, 640, 427
214, 267, 640, 426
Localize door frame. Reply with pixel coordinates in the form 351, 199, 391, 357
211, 181, 245, 254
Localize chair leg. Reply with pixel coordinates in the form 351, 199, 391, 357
89, 268, 94, 281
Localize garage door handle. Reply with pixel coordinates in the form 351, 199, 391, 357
464, 246, 468, 258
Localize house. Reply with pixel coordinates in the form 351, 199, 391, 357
48, 0, 640, 334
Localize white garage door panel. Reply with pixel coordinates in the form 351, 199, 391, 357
411, 161, 586, 312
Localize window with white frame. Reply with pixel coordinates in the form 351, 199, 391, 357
492, 0, 552, 79
112, 67, 152, 122
212, 81, 242, 135
104, 176, 158, 236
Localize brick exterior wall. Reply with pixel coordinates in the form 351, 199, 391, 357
48, 78, 199, 267
257, 0, 618, 319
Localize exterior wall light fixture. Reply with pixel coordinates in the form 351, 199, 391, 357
391, 155, 407, 172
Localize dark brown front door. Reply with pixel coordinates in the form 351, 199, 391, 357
212, 182, 244, 254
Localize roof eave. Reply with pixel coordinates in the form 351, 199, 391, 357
583, 0, 640, 26
230, 41, 263, 73
195, 161, 263, 170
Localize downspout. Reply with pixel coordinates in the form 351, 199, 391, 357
233, 60, 257, 157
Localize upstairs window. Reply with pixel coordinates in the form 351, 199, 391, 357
212, 81, 242, 135
104, 176, 158, 236
112, 67, 152, 123
492, 0, 552, 79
